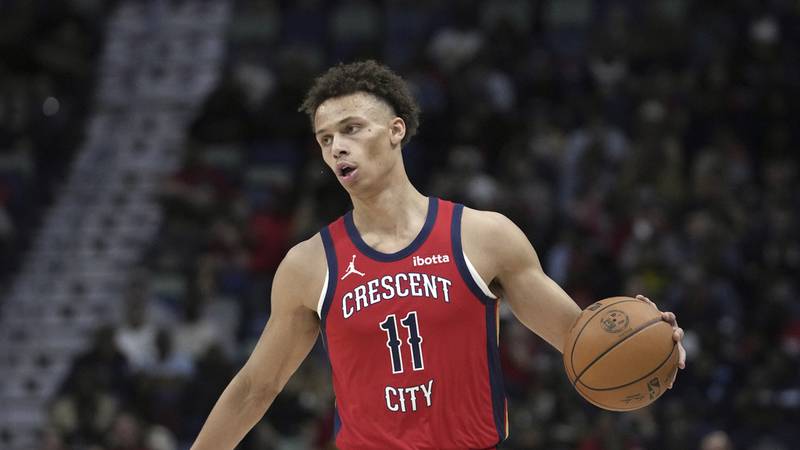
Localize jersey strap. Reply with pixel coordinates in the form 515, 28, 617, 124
319, 226, 339, 340
451, 203, 509, 442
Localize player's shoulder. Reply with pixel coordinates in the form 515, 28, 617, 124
285, 232, 325, 263
459, 204, 533, 270
280, 233, 326, 278
460, 205, 519, 236
273, 233, 327, 310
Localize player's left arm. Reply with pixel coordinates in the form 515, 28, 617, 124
462, 208, 685, 384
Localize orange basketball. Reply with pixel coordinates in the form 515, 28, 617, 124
563, 296, 679, 411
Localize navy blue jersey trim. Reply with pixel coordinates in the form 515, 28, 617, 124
451, 203, 507, 443
333, 405, 342, 439
344, 197, 438, 262
319, 227, 342, 440
450, 203, 495, 305
486, 301, 508, 445
319, 227, 338, 336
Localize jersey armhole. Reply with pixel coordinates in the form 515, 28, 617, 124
451, 203, 498, 304
318, 227, 338, 327
316, 270, 329, 318
463, 252, 497, 299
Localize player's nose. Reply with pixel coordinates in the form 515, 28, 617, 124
332, 134, 349, 158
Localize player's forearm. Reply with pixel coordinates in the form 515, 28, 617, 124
505, 270, 582, 354
191, 371, 278, 450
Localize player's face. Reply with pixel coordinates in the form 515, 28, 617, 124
314, 92, 405, 193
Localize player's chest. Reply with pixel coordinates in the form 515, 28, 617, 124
327, 265, 479, 337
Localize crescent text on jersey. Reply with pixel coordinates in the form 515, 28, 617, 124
341, 273, 453, 319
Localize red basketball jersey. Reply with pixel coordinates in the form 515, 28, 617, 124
318, 198, 508, 449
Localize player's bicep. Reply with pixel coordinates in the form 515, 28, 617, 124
493, 216, 581, 353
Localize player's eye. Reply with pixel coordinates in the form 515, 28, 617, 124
320, 136, 332, 146
345, 124, 360, 134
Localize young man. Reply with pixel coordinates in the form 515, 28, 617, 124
191, 61, 686, 449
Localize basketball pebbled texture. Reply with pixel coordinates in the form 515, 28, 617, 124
563, 297, 679, 411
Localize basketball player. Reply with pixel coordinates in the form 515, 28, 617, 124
191, 61, 686, 449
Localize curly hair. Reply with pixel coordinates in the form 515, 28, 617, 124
299, 60, 420, 145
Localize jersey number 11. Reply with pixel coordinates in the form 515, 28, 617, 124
379, 311, 424, 374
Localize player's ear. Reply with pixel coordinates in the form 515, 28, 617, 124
388, 117, 406, 147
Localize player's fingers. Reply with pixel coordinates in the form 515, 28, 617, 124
672, 326, 684, 343
667, 340, 686, 389
636, 298, 684, 352
635, 294, 657, 309
636, 294, 658, 311
671, 324, 687, 370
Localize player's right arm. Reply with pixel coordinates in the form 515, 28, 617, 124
190, 235, 325, 450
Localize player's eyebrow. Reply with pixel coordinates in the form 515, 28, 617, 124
315, 116, 363, 136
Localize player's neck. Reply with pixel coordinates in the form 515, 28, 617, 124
349, 179, 428, 240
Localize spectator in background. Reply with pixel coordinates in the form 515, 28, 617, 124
700, 430, 733, 450
115, 287, 159, 372
135, 329, 193, 443
62, 326, 132, 400
104, 412, 151, 450
49, 366, 119, 446
172, 298, 223, 361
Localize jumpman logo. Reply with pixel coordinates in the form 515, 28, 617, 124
341, 255, 365, 280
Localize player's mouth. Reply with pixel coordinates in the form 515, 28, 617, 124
336, 162, 358, 183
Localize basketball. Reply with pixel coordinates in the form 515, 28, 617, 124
563, 297, 679, 411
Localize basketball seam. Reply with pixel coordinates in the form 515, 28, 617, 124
577, 342, 677, 391
568, 299, 640, 379
572, 316, 664, 389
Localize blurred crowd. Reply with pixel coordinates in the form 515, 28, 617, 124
24, 0, 800, 449
0, 0, 113, 287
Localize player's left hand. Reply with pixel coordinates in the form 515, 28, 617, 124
635, 294, 686, 389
